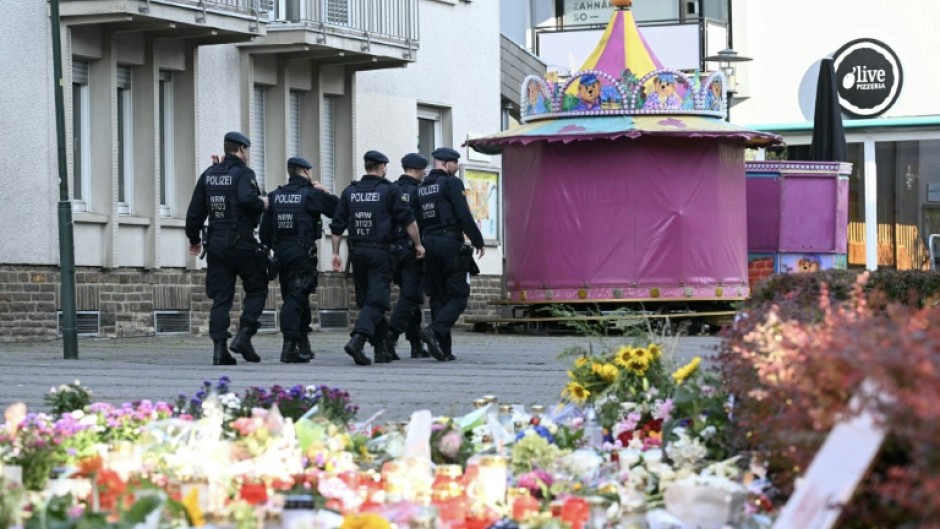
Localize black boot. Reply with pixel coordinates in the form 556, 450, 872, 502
419, 326, 447, 361
410, 341, 431, 359
344, 333, 371, 366
280, 338, 309, 364
385, 336, 401, 361
230, 328, 261, 363
297, 333, 315, 361
373, 340, 391, 364
213, 340, 237, 366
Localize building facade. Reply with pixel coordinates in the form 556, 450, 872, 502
731, 0, 940, 272
0, 0, 503, 342
502, 0, 940, 272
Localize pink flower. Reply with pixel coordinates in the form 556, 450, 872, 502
438, 431, 462, 459
517, 470, 553, 499
653, 399, 674, 421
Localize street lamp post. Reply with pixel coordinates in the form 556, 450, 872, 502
703, 48, 752, 122
50, 0, 80, 359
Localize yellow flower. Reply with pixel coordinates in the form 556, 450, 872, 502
648, 343, 663, 359
591, 362, 619, 382
182, 487, 206, 527
562, 381, 591, 404
341, 514, 392, 529
673, 356, 702, 384
624, 356, 650, 375
632, 347, 654, 365
574, 356, 589, 368
614, 345, 636, 368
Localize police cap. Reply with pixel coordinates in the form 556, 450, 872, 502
363, 150, 389, 164
223, 131, 251, 147
287, 157, 313, 169
431, 147, 460, 162
401, 153, 429, 170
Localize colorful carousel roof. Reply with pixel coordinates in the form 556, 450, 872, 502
468, 6, 781, 152
469, 115, 781, 154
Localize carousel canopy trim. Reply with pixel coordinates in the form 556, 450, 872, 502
467, 115, 783, 154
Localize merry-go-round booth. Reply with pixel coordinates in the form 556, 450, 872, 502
467, 5, 781, 311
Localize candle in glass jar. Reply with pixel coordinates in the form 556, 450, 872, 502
432, 465, 466, 527
474, 455, 507, 510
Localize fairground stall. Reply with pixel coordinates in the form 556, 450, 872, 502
467, 4, 780, 329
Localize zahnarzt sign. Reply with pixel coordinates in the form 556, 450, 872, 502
832, 38, 903, 118
563, 1, 615, 26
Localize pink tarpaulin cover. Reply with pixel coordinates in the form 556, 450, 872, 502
503, 138, 748, 292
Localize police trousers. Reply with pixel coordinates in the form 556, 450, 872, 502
274, 241, 318, 340
422, 234, 470, 354
205, 234, 269, 342
350, 245, 392, 341
389, 241, 424, 343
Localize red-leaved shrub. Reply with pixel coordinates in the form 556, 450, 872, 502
720, 274, 940, 528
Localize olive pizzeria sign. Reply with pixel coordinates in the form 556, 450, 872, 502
832, 38, 903, 118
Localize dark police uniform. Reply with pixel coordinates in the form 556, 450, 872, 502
260, 157, 339, 364
330, 151, 417, 366
185, 131, 267, 365
388, 153, 430, 359
416, 147, 485, 362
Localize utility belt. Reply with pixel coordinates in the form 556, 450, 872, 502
349, 240, 391, 251
423, 227, 463, 240
208, 225, 256, 248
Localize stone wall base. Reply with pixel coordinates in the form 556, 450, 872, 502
0, 266, 503, 343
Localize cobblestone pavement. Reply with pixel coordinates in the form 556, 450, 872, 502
0, 331, 721, 420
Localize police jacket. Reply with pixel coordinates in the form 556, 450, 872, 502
329, 175, 415, 244
185, 154, 265, 244
416, 169, 485, 249
259, 176, 339, 248
392, 174, 422, 242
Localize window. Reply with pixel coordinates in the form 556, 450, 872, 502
417, 106, 444, 162
320, 95, 336, 193
72, 59, 91, 212
159, 71, 175, 217
117, 66, 133, 215
252, 84, 267, 192
289, 90, 302, 157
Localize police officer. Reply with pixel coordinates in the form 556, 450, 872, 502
387, 153, 431, 360
185, 131, 269, 365
416, 147, 485, 362
260, 157, 339, 364
330, 151, 425, 366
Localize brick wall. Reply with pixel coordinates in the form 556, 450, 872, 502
748, 256, 776, 290
0, 265, 503, 342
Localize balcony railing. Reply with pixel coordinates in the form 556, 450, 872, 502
269, 0, 419, 43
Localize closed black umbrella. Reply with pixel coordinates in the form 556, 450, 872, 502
809, 58, 848, 161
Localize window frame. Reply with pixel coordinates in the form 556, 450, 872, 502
71, 60, 91, 212
158, 70, 175, 218
116, 66, 134, 216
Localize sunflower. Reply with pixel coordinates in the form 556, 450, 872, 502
632, 347, 654, 365
624, 356, 650, 376
648, 343, 663, 359
591, 362, 619, 383
672, 356, 702, 384
574, 356, 589, 368
562, 381, 591, 404
614, 345, 636, 368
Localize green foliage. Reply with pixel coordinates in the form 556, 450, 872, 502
44, 381, 93, 418
25, 492, 164, 529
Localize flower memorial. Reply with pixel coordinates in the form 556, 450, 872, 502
0, 338, 777, 529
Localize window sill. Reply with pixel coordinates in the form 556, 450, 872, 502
74, 211, 109, 224
160, 218, 186, 228
118, 216, 152, 226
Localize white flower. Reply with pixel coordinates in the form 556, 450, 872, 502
665, 430, 707, 471
70, 410, 85, 420
627, 437, 644, 450
540, 418, 558, 435
699, 425, 717, 440
74, 379, 82, 386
